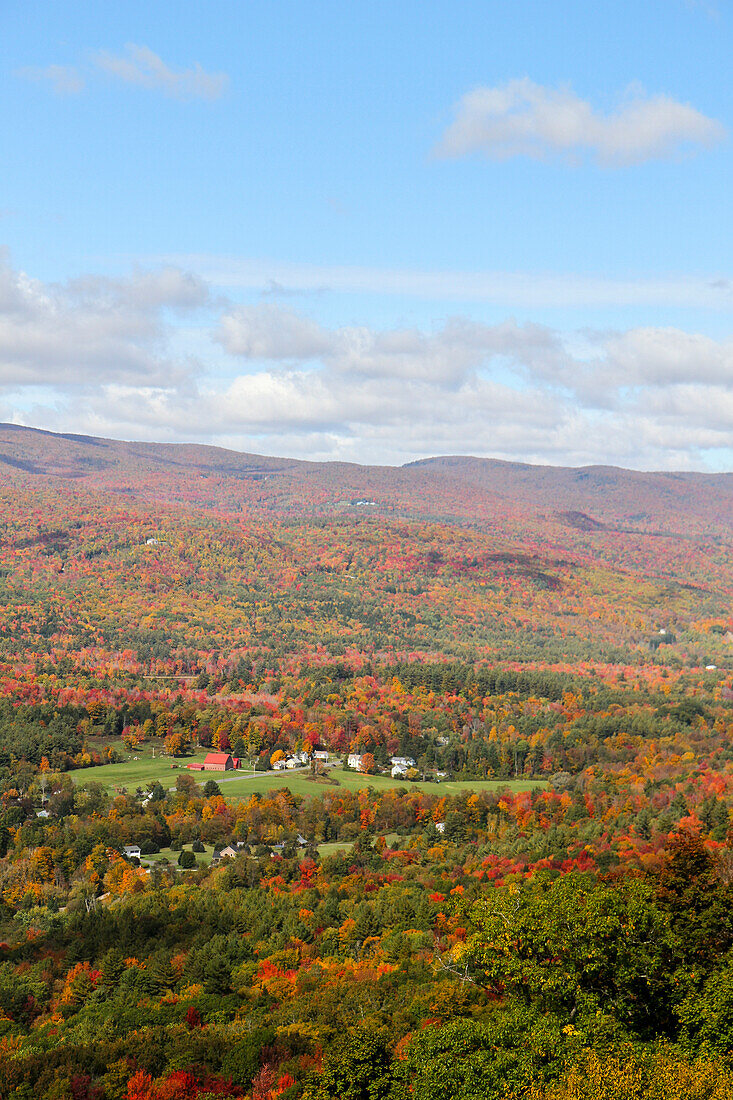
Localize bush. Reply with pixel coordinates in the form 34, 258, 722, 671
178, 850, 196, 869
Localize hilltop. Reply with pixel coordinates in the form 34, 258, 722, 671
1, 423, 732, 532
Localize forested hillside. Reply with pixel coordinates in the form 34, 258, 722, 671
0, 428, 732, 1098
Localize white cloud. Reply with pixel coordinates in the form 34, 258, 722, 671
94, 44, 228, 100
216, 304, 570, 385
16, 64, 84, 95
436, 78, 726, 165
0, 253, 208, 388
218, 304, 333, 360
5, 260, 733, 470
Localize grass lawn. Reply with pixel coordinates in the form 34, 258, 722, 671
71, 753, 546, 800
71, 750, 215, 792
144, 843, 216, 868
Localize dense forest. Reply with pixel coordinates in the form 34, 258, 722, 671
0, 435, 733, 1097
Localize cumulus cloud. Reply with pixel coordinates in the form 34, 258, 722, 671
218, 304, 333, 360
16, 64, 85, 95
436, 78, 725, 165
5, 263, 733, 470
0, 253, 208, 388
93, 44, 228, 100
216, 304, 564, 385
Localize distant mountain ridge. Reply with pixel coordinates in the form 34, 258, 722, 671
1, 423, 731, 531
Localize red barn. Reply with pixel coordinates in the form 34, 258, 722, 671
202, 752, 234, 771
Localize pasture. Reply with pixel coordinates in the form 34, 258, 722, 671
71, 748, 545, 799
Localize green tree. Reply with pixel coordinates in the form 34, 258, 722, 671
460, 872, 675, 1035
315, 1027, 394, 1100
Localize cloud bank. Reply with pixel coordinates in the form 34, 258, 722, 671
436, 78, 725, 164
2, 256, 732, 470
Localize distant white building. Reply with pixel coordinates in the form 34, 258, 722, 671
347, 753, 363, 770
435, 822, 446, 834
313, 750, 329, 762
272, 758, 288, 770
123, 844, 141, 859
217, 845, 239, 860
391, 756, 415, 768
146, 538, 159, 546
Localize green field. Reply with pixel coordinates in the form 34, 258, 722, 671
73, 750, 216, 793
71, 751, 545, 800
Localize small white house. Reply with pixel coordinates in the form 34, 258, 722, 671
272, 758, 288, 770
391, 764, 409, 777
285, 757, 300, 769
313, 750, 329, 762
435, 822, 446, 834
146, 538, 159, 546
347, 753, 363, 770
36, 809, 50, 819
391, 756, 415, 768
123, 844, 141, 860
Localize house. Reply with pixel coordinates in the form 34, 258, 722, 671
272, 758, 289, 770
435, 822, 446, 834
313, 750, 329, 762
390, 756, 416, 777
285, 757, 300, 769
36, 809, 50, 819
123, 844, 141, 859
202, 752, 235, 771
146, 538, 159, 546
214, 844, 239, 862
347, 753, 363, 769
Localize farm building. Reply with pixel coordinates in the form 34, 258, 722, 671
202, 752, 235, 771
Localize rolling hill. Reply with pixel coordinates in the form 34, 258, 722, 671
1, 423, 731, 533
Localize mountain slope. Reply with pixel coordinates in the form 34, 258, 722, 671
0, 423, 731, 531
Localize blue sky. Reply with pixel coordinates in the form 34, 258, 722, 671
2, 0, 733, 468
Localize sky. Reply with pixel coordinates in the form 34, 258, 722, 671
3, 0, 733, 470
